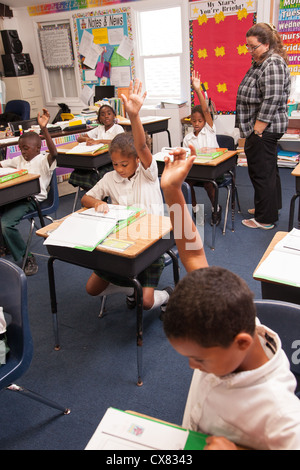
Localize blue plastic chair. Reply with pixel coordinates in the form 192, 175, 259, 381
254, 299, 300, 398
216, 134, 241, 234
5, 100, 30, 120
0, 258, 70, 414
21, 169, 59, 271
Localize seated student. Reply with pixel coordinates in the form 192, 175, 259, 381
0, 109, 57, 276
160, 147, 300, 450
69, 104, 124, 191
183, 70, 222, 225
81, 80, 171, 312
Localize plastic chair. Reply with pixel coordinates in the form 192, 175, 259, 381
5, 100, 30, 120
21, 169, 59, 271
98, 184, 191, 318
216, 134, 241, 235
0, 258, 70, 414
254, 299, 300, 397
60, 113, 74, 121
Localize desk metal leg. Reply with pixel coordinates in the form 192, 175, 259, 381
210, 181, 219, 250
47, 256, 60, 351
289, 193, 300, 231
131, 278, 144, 386
166, 249, 180, 285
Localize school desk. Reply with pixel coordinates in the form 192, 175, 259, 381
288, 163, 300, 231
118, 115, 172, 148
56, 141, 111, 211
0, 173, 40, 206
156, 150, 239, 249
36, 212, 178, 386
253, 231, 300, 305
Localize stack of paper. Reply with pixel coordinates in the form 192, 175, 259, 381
254, 229, 300, 287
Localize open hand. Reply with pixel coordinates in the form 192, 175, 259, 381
191, 70, 201, 93
37, 108, 50, 129
161, 146, 196, 192
121, 79, 147, 118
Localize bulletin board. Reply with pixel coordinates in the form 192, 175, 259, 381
189, 0, 256, 114
73, 7, 134, 103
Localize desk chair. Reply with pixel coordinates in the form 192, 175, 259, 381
21, 169, 59, 271
98, 183, 191, 318
254, 299, 300, 397
0, 258, 70, 414
5, 100, 30, 121
216, 134, 241, 235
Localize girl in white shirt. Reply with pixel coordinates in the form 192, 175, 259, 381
183, 71, 221, 225
69, 104, 124, 191
82, 81, 171, 313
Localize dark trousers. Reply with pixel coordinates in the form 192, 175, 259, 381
245, 131, 283, 224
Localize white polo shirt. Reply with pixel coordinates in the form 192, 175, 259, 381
86, 157, 164, 216
86, 123, 124, 140
183, 122, 218, 150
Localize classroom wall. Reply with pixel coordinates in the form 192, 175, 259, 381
0, 0, 275, 137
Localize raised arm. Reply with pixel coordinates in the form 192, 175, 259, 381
37, 108, 58, 166
192, 70, 214, 128
121, 80, 152, 169
160, 146, 208, 272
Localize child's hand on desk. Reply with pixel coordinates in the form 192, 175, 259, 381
161, 145, 196, 193
204, 436, 238, 450
86, 138, 97, 146
94, 201, 109, 214
121, 79, 147, 118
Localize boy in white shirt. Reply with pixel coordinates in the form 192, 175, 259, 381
160, 147, 300, 450
81, 80, 171, 312
183, 71, 222, 225
0, 109, 57, 275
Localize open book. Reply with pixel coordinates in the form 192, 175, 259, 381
57, 142, 109, 155
154, 147, 191, 162
254, 229, 300, 287
85, 407, 208, 450
0, 168, 28, 184
44, 205, 146, 251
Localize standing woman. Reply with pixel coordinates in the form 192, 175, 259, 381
236, 23, 291, 230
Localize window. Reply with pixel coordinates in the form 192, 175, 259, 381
37, 20, 79, 103
136, 6, 183, 102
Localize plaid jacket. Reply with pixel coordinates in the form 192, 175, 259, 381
236, 54, 291, 138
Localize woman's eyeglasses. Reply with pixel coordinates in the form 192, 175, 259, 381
246, 43, 262, 52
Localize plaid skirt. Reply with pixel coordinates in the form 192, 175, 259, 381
68, 163, 114, 190
94, 255, 165, 288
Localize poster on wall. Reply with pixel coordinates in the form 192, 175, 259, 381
189, 0, 256, 114
73, 7, 134, 100
278, 0, 300, 75
38, 24, 74, 69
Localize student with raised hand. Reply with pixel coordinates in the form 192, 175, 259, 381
81, 80, 172, 313
183, 70, 221, 225
161, 147, 300, 450
0, 108, 57, 275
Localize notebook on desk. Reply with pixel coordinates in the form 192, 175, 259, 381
85, 407, 208, 450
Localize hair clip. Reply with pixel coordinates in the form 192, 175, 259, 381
268, 23, 276, 32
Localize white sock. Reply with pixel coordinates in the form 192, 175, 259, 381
99, 284, 134, 297
148, 290, 169, 311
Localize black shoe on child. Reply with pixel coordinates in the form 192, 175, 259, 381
24, 255, 38, 276
159, 286, 174, 320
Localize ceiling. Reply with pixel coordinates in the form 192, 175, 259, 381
1, 0, 56, 7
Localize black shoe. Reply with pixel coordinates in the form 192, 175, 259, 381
159, 286, 173, 320
24, 255, 38, 276
210, 205, 222, 226
126, 294, 136, 309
